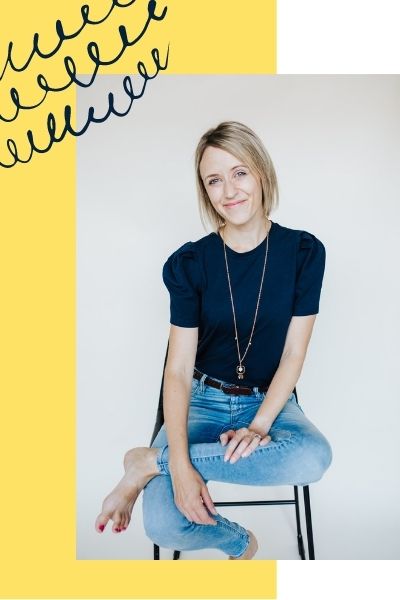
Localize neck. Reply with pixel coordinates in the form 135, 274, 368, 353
219, 218, 271, 253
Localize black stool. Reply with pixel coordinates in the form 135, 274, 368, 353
150, 341, 315, 560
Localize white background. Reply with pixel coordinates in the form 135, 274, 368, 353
77, 74, 400, 566
278, 0, 400, 73
278, 2, 400, 597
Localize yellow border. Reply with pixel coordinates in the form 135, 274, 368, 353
0, 1, 276, 598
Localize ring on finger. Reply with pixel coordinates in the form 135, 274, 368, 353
252, 433, 262, 442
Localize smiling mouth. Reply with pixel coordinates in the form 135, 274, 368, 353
225, 199, 247, 208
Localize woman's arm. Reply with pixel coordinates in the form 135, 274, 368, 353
221, 315, 317, 462
163, 325, 197, 467
163, 324, 218, 524
252, 314, 317, 431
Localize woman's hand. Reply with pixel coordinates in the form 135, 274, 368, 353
220, 426, 271, 464
170, 463, 218, 525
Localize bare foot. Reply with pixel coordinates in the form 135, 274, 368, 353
229, 530, 258, 560
95, 447, 159, 534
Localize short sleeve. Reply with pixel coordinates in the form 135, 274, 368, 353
162, 241, 202, 327
292, 231, 326, 316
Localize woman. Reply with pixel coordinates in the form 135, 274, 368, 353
94, 121, 332, 559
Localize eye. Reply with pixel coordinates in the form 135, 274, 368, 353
235, 170, 247, 177
208, 178, 220, 185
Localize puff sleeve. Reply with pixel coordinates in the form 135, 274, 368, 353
292, 231, 326, 316
162, 241, 202, 327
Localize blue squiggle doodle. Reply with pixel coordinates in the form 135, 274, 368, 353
0, 0, 137, 82
0, 44, 169, 168
0, 1, 167, 123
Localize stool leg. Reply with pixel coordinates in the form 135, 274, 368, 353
294, 486, 306, 560
153, 544, 181, 560
153, 544, 160, 560
303, 486, 315, 560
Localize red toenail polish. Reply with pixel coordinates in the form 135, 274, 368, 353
99, 525, 104, 531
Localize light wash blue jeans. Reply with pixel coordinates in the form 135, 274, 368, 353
142, 371, 332, 558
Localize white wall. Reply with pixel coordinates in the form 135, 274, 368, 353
77, 75, 400, 559
278, 0, 400, 74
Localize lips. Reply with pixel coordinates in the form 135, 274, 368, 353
225, 199, 247, 207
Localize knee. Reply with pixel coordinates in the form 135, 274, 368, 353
143, 510, 190, 550
142, 478, 190, 549
296, 431, 333, 484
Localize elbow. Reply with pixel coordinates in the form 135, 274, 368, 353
280, 349, 306, 367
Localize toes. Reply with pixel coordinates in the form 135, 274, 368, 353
123, 514, 131, 531
123, 515, 130, 530
112, 513, 123, 533
119, 514, 129, 531
95, 513, 110, 533
119, 512, 131, 532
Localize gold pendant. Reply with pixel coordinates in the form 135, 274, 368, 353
236, 364, 245, 380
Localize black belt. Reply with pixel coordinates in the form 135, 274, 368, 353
193, 368, 269, 396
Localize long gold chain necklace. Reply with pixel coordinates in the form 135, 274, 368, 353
221, 221, 270, 380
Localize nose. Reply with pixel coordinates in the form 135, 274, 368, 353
224, 178, 237, 198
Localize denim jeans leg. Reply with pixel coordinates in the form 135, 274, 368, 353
142, 376, 251, 557
142, 471, 250, 557
142, 375, 332, 557
157, 393, 332, 486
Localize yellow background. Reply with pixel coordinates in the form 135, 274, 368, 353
0, 1, 276, 597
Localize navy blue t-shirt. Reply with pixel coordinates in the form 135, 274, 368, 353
162, 220, 326, 387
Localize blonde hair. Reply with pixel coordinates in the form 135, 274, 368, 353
195, 121, 279, 231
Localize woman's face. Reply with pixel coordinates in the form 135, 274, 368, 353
199, 146, 264, 227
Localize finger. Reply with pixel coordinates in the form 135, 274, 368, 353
259, 434, 271, 447
220, 429, 235, 446
223, 438, 239, 461
174, 499, 192, 523
229, 437, 253, 463
184, 504, 203, 525
241, 434, 271, 457
241, 436, 262, 458
201, 485, 218, 515
180, 506, 194, 523
193, 505, 217, 526
224, 430, 246, 461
